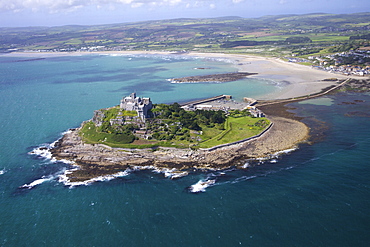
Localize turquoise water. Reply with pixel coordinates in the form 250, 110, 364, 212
1, 55, 370, 246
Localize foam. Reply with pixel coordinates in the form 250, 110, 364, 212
241, 162, 250, 169
273, 147, 297, 156
231, 175, 257, 184
250, 147, 298, 163
154, 167, 186, 178
189, 179, 216, 193
0, 169, 5, 175
19, 175, 54, 189
29, 146, 53, 160
29, 129, 74, 164
58, 168, 130, 188
59, 164, 188, 187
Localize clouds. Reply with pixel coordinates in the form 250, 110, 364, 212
0, 0, 366, 27
0, 0, 243, 13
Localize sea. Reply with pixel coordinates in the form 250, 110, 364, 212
0, 54, 369, 246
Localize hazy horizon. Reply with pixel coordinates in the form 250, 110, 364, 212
0, 0, 368, 28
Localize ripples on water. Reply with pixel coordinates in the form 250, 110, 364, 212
1, 56, 369, 246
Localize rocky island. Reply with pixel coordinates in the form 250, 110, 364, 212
169, 72, 257, 83
30, 59, 370, 186
43, 92, 309, 184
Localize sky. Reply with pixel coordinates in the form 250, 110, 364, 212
0, 0, 368, 27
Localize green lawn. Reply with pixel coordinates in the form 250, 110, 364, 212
199, 116, 270, 148
79, 121, 159, 148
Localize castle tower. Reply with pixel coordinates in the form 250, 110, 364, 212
120, 92, 152, 121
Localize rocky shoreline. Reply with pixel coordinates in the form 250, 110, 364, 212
50, 113, 309, 183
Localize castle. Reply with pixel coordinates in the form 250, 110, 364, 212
120, 92, 152, 121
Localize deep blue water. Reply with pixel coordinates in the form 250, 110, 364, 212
0, 54, 369, 246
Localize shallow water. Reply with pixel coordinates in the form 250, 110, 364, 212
0, 55, 369, 246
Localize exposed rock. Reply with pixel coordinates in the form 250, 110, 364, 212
169, 72, 257, 83
92, 109, 106, 126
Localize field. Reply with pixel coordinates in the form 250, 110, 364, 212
1, 12, 369, 56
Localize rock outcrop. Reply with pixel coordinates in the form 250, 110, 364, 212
170, 72, 257, 83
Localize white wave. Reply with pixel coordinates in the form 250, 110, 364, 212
19, 175, 54, 189
150, 166, 189, 179
189, 179, 216, 193
163, 169, 189, 179
273, 147, 297, 156
29, 146, 53, 160
29, 145, 73, 164
29, 129, 74, 164
60, 165, 188, 187
231, 175, 257, 184
241, 162, 250, 169
0, 169, 5, 175
250, 147, 297, 164
59, 168, 130, 188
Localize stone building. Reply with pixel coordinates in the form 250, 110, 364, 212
120, 92, 153, 121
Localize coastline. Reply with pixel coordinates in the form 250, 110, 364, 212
12, 50, 333, 184
2, 50, 352, 100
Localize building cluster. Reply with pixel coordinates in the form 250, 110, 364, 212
247, 106, 265, 118
314, 64, 370, 76
309, 50, 370, 76
181, 95, 265, 117
286, 50, 370, 76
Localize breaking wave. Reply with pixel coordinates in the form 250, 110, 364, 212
189, 178, 216, 193
58, 168, 131, 188
19, 175, 55, 189
28, 129, 73, 164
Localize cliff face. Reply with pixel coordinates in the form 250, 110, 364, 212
51, 116, 309, 183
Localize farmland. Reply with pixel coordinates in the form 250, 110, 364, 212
1, 12, 369, 56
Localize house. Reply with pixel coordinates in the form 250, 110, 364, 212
248, 106, 265, 118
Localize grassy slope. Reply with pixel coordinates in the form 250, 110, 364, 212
79, 115, 270, 149
199, 117, 270, 148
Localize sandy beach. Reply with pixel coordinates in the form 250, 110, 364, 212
186, 52, 349, 99
3, 50, 350, 100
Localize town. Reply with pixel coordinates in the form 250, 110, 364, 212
287, 49, 370, 76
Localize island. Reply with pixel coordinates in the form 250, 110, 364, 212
46, 92, 308, 184
169, 72, 258, 83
